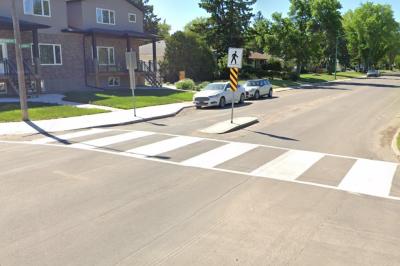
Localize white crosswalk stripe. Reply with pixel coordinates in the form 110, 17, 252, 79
338, 159, 398, 197
9, 129, 400, 201
126, 136, 202, 157
70, 131, 154, 149
31, 128, 110, 144
251, 150, 324, 180
181, 142, 258, 168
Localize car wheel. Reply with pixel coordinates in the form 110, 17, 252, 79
195, 106, 201, 109
254, 90, 260, 100
239, 94, 245, 104
219, 97, 226, 108
268, 89, 273, 98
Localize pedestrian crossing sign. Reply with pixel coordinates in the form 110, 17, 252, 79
227, 48, 243, 69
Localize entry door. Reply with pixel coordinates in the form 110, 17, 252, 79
0, 44, 7, 74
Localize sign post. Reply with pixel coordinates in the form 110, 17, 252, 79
227, 47, 243, 124
126, 51, 137, 116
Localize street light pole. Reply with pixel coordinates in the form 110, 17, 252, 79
11, 0, 29, 121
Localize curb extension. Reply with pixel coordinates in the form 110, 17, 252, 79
200, 117, 259, 134
0, 105, 194, 136
224, 119, 259, 134
94, 105, 194, 129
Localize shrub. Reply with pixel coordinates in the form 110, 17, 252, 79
161, 31, 216, 83
262, 58, 283, 71
288, 72, 300, 81
239, 65, 268, 79
194, 81, 210, 91
175, 79, 195, 90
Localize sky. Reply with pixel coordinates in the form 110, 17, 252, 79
148, 0, 400, 33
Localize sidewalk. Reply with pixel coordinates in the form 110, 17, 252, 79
0, 102, 193, 135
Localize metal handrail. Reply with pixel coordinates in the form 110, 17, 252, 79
85, 59, 128, 74
1, 58, 38, 95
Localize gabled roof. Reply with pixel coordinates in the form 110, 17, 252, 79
66, 0, 144, 12
248, 52, 270, 60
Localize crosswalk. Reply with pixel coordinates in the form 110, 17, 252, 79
251, 150, 324, 181
182, 143, 258, 168
13, 128, 400, 200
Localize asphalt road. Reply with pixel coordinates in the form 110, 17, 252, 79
121, 76, 400, 162
1, 76, 400, 265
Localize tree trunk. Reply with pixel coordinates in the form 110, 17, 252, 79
296, 62, 302, 75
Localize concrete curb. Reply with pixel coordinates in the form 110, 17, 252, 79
200, 117, 259, 134
273, 76, 366, 92
391, 128, 400, 157
95, 105, 194, 129
0, 104, 194, 135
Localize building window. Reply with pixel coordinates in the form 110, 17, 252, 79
96, 8, 115, 25
128, 13, 136, 23
108, 77, 120, 87
36, 44, 62, 65
0, 82, 7, 95
24, 0, 51, 17
97, 47, 115, 65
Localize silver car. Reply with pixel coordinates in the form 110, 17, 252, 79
367, 69, 380, 77
243, 79, 273, 99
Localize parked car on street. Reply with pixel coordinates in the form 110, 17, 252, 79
193, 82, 246, 108
243, 79, 273, 99
367, 69, 380, 77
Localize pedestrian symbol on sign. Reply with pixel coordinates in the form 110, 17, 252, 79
227, 48, 243, 69
231, 51, 238, 65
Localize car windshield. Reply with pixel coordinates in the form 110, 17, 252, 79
203, 83, 226, 91
247, 81, 261, 86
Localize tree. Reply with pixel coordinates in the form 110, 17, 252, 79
265, 0, 317, 74
198, 0, 257, 60
343, 3, 399, 70
246, 11, 270, 53
395, 55, 400, 69
265, 13, 297, 64
157, 19, 171, 39
184, 17, 210, 43
386, 31, 400, 69
160, 31, 216, 82
311, 0, 346, 73
130, 0, 161, 34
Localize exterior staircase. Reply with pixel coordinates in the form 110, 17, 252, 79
1, 59, 40, 97
139, 60, 162, 87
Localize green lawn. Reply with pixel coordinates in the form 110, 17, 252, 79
269, 79, 302, 89
64, 88, 194, 110
268, 71, 364, 89
0, 103, 108, 122
239, 71, 364, 89
300, 72, 364, 83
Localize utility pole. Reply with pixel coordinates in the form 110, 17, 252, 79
11, 0, 29, 121
334, 32, 339, 80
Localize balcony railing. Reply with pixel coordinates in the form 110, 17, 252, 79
85, 59, 158, 74
85, 59, 128, 74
